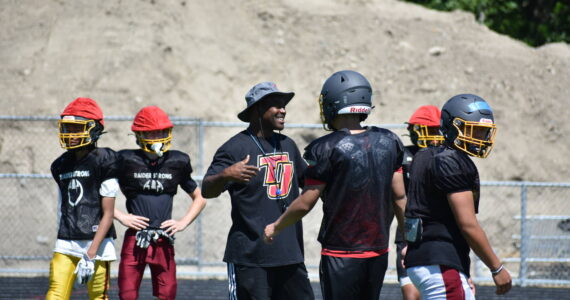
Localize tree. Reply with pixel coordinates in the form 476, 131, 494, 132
403, 0, 570, 47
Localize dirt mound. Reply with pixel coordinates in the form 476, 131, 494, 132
1, 0, 569, 181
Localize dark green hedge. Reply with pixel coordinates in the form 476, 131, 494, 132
402, 0, 570, 47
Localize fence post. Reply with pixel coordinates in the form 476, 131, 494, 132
519, 183, 529, 287
196, 119, 205, 272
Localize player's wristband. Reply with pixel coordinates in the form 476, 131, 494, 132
490, 264, 504, 275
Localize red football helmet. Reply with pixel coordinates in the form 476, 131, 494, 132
407, 105, 444, 148
132, 106, 173, 156
58, 98, 104, 149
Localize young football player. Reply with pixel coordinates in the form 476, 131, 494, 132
114, 106, 206, 300
202, 82, 314, 300
46, 97, 118, 300
264, 70, 407, 300
403, 94, 512, 299
395, 105, 443, 300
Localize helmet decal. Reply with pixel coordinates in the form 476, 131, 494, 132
467, 101, 492, 112
337, 105, 372, 115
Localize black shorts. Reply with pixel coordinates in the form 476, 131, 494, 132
319, 253, 389, 300
227, 262, 314, 300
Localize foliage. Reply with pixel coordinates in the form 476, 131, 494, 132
402, 0, 570, 47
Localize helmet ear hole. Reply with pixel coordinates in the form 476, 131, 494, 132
90, 121, 104, 143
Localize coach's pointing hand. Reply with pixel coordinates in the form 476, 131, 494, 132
223, 155, 259, 183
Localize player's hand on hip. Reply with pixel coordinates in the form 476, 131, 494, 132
492, 267, 512, 295
119, 214, 149, 230
224, 155, 259, 183
161, 219, 189, 236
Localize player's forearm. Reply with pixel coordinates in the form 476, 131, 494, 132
392, 196, 406, 235
274, 186, 322, 232
391, 171, 407, 231
460, 222, 502, 270
180, 189, 207, 225
88, 197, 115, 258
113, 208, 127, 223
89, 213, 114, 253
274, 202, 310, 232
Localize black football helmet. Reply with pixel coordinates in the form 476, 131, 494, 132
440, 94, 497, 158
318, 70, 373, 130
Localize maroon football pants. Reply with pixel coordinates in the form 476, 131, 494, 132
118, 229, 176, 300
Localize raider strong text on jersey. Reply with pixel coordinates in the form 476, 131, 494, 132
118, 149, 198, 229
51, 147, 118, 240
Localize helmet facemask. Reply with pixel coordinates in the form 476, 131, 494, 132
318, 95, 334, 131
451, 117, 497, 158
135, 128, 173, 157
410, 124, 444, 148
58, 116, 102, 150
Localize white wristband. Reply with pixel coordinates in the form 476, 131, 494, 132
490, 264, 504, 275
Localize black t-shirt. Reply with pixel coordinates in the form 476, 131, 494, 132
389, 144, 420, 245
303, 127, 404, 251
117, 149, 198, 229
404, 145, 480, 275
51, 147, 118, 240
204, 130, 307, 267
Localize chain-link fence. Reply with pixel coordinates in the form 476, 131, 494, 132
0, 116, 569, 286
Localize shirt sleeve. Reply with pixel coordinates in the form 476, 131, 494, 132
204, 144, 237, 191
302, 141, 331, 185
290, 140, 308, 188
99, 178, 119, 197
394, 134, 405, 172
98, 149, 120, 197
180, 156, 198, 194
433, 154, 474, 194
100, 149, 120, 181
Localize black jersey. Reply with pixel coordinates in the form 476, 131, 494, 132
404, 145, 480, 275
51, 147, 118, 240
205, 130, 307, 267
389, 144, 420, 245
402, 145, 420, 192
117, 149, 198, 229
303, 127, 404, 251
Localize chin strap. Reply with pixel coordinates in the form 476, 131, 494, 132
150, 143, 163, 157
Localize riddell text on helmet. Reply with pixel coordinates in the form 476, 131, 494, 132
350, 107, 370, 113
338, 106, 371, 114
